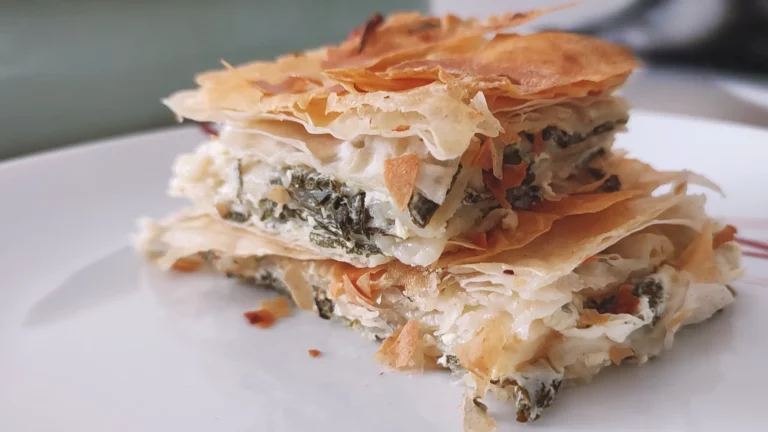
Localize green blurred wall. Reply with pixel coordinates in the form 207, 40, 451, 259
0, 0, 426, 159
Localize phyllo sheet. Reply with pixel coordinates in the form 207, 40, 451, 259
137, 181, 741, 423
137, 8, 742, 430
170, 95, 636, 266
161, 9, 641, 268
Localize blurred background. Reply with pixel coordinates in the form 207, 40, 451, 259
1, 0, 766, 160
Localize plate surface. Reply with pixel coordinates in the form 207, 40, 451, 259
1, 112, 767, 432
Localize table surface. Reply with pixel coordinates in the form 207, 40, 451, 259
623, 69, 768, 129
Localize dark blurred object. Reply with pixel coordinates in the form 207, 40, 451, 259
575, 0, 768, 73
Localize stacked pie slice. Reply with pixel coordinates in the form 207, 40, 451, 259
136, 9, 742, 429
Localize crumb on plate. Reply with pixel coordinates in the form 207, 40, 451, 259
244, 310, 276, 328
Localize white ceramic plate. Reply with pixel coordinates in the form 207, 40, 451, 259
1, 112, 767, 432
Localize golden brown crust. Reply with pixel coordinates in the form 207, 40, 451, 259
712, 224, 737, 249
383, 154, 420, 211
455, 317, 507, 380
323, 9, 548, 70
608, 346, 635, 365
170, 255, 204, 272
675, 222, 719, 283
374, 320, 427, 371
327, 32, 637, 97
180, 9, 638, 117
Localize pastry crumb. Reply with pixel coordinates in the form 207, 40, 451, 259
171, 257, 203, 272
244, 310, 276, 328
244, 297, 292, 329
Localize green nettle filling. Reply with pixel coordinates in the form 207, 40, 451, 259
535, 119, 626, 150
508, 166, 543, 210
408, 192, 441, 228
252, 165, 447, 256
307, 231, 382, 256
492, 377, 563, 423
286, 169, 370, 239
632, 278, 666, 324
583, 275, 666, 325
471, 143, 544, 211
221, 210, 250, 223
498, 120, 626, 210
313, 289, 335, 320
218, 120, 624, 256
462, 189, 492, 205
258, 167, 385, 256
